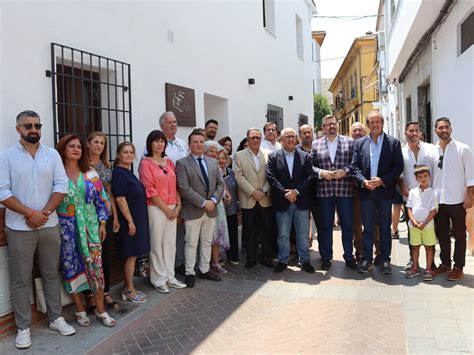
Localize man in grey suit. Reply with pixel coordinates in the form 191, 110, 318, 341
176, 129, 225, 288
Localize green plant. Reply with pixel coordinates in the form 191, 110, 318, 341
313, 93, 332, 131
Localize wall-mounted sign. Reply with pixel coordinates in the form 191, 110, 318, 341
165, 83, 196, 127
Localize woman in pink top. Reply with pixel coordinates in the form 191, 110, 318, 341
139, 130, 187, 293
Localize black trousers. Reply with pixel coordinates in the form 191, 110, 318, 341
226, 214, 239, 262
242, 203, 273, 264
435, 203, 467, 268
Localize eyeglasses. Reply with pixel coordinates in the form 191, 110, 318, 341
67, 144, 82, 149
283, 135, 296, 140
323, 122, 337, 127
18, 123, 42, 130
248, 136, 261, 141
438, 155, 444, 169
159, 165, 168, 174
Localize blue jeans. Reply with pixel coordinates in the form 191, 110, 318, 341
317, 196, 353, 261
275, 204, 310, 264
360, 196, 392, 263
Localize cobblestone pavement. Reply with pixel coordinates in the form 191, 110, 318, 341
1, 225, 473, 354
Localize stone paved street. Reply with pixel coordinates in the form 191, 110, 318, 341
1, 225, 473, 354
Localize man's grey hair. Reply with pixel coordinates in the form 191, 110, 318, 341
350, 122, 365, 130
158, 111, 175, 127
366, 110, 384, 124
281, 127, 296, 136
16, 110, 40, 123
246, 127, 261, 138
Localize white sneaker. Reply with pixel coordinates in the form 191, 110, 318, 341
168, 279, 187, 289
49, 316, 76, 336
154, 284, 170, 293
15, 328, 32, 349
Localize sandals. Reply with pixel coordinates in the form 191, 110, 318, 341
423, 270, 434, 281
405, 268, 421, 279
104, 293, 120, 310
85, 294, 96, 313
121, 288, 146, 304
212, 263, 228, 274
95, 311, 117, 327
75, 311, 91, 327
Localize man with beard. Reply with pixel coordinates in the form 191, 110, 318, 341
297, 124, 314, 153
431, 117, 474, 281
311, 115, 356, 271
351, 111, 403, 274
204, 119, 218, 141
0, 110, 76, 349
400, 122, 437, 270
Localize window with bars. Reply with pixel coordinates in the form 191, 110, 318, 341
266, 104, 283, 132
48, 43, 132, 160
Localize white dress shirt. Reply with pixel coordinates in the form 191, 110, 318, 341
0, 143, 68, 230
261, 139, 281, 153
406, 187, 438, 227
432, 139, 474, 205
402, 142, 437, 199
326, 135, 338, 163
251, 151, 260, 170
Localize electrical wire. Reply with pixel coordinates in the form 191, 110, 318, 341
314, 50, 378, 63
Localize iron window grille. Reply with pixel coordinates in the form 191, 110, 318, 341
298, 114, 308, 126
48, 43, 132, 159
266, 104, 283, 132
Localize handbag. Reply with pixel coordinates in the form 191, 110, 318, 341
134, 254, 150, 278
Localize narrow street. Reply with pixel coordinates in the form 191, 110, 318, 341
1, 225, 472, 354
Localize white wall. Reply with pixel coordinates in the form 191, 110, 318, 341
431, 2, 474, 149
0, 0, 315, 155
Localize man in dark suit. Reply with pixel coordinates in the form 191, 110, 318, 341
351, 111, 403, 274
176, 129, 224, 287
267, 127, 315, 273
311, 115, 356, 271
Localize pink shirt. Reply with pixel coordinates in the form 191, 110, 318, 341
139, 158, 177, 206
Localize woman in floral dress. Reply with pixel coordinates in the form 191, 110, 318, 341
56, 134, 116, 328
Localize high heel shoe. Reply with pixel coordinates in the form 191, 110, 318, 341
104, 293, 120, 310
121, 288, 146, 304
95, 311, 117, 327
75, 311, 91, 327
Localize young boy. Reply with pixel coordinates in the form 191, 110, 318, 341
406, 165, 438, 281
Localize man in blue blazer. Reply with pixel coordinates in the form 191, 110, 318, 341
267, 127, 315, 273
351, 111, 403, 274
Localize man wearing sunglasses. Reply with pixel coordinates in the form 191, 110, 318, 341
0, 110, 76, 349
432, 117, 474, 281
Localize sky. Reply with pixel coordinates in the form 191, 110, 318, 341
312, 0, 380, 79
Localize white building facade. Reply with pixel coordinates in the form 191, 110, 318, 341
378, 0, 473, 147
1, 0, 317, 154
0, 0, 316, 321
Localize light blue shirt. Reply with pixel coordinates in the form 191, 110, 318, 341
0, 143, 68, 230
369, 133, 384, 178
284, 149, 295, 178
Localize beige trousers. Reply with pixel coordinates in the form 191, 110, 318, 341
184, 213, 216, 275
148, 205, 177, 287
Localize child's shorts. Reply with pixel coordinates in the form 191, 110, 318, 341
409, 225, 436, 246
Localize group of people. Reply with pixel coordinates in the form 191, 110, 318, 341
0, 109, 472, 349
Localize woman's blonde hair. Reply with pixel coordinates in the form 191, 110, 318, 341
87, 131, 110, 168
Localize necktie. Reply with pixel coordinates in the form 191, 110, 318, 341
197, 157, 210, 192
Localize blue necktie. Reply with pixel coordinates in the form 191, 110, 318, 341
197, 157, 210, 192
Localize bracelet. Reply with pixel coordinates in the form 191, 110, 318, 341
26, 210, 36, 220
100, 220, 107, 225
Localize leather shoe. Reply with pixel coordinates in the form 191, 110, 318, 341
185, 275, 195, 288
447, 267, 463, 281
345, 259, 358, 270
301, 261, 315, 273
198, 271, 222, 281
260, 257, 274, 268
321, 260, 332, 271
433, 264, 451, 276
244, 261, 256, 269
273, 262, 287, 273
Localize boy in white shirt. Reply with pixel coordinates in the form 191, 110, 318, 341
406, 165, 438, 281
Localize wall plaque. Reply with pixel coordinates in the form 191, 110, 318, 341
165, 83, 196, 127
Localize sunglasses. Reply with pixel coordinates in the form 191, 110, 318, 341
159, 165, 168, 174
438, 155, 444, 169
18, 123, 42, 130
